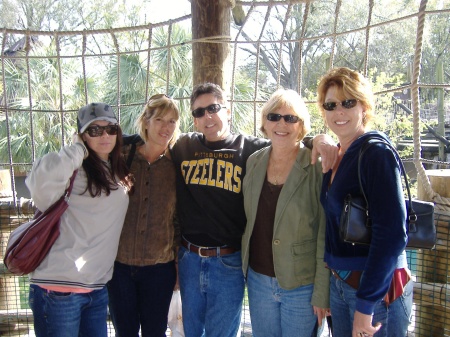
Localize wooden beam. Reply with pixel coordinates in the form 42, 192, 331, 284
413, 281, 450, 307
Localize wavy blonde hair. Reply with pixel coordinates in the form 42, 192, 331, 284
135, 94, 180, 148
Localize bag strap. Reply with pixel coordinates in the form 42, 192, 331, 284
122, 134, 142, 168
126, 144, 137, 169
64, 169, 78, 201
357, 136, 417, 223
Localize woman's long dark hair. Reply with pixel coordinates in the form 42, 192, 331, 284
82, 126, 133, 197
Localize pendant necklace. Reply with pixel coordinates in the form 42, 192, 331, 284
144, 145, 164, 166
269, 147, 298, 185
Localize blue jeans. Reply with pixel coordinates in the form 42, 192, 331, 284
330, 275, 413, 337
29, 284, 108, 337
178, 246, 245, 337
107, 261, 176, 337
247, 267, 317, 337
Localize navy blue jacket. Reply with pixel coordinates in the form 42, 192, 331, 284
320, 131, 408, 315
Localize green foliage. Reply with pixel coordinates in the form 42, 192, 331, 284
235, 0, 437, 98
1, 0, 448, 170
150, 26, 194, 133
303, 89, 328, 138
0, 44, 85, 171
102, 53, 149, 134
230, 71, 268, 137
420, 8, 450, 103
101, 24, 195, 135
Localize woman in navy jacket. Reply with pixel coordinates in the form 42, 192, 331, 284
317, 67, 413, 337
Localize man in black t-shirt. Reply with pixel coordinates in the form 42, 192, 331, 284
171, 83, 336, 337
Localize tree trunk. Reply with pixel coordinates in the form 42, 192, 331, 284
191, 0, 232, 90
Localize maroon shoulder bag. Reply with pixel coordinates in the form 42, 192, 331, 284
3, 170, 78, 275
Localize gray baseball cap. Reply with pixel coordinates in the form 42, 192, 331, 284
77, 103, 118, 133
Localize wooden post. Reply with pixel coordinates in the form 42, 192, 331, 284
436, 61, 445, 163
0, 170, 12, 199
415, 169, 450, 337
191, 0, 233, 89
0, 169, 21, 315
0, 170, 33, 336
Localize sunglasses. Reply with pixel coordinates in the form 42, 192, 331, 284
84, 125, 119, 137
322, 99, 358, 111
266, 113, 300, 123
192, 104, 226, 118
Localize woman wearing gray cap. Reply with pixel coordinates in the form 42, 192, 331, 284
26, 102, 134, 337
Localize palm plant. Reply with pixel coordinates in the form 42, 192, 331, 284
230, 74, 267, 137
102, 24, 195, 135
102, 53, 151, 134
151, 25, 194, 133
0, 45, 98, 171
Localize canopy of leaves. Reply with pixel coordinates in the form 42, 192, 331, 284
1, 0, 448, 171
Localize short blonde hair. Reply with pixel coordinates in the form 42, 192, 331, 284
317, 67, 375, 126
260, 89, 311, 142
136, 94, 180, 147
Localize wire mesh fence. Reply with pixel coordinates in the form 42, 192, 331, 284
0, 199, 449, 336
0, 1, 449, 336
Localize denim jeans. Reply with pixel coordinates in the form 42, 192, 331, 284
107, 261, 176, 337
247, 267, 317, 337
178, 245, 245, 337
330, 275, 413, 337
29, 284, 108, 337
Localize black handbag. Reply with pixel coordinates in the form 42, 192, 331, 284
339, 137, 436, 250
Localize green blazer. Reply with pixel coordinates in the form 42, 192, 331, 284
241, 144, 330, 308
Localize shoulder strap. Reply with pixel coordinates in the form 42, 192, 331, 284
127, 143, 137, 169
357, 136, 415, 220
65, 169, 78, 200
122, 134, 142, 168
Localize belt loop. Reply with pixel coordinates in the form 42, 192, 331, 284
216, 247, 221, 257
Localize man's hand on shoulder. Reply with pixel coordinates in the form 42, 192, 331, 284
311, 134, 338, 173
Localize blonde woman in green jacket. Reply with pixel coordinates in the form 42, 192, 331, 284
241, 89, 330, 337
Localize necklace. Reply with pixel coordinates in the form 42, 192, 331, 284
272, 169, 282, 185
142, 145, 165, 165
268, 147, 299, 185
269, 162, 287, 185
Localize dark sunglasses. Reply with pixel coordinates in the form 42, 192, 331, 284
84, 125, 119, 137
266, 113, 300, 123
322, 99, 358, 111
192, 104, 226, 118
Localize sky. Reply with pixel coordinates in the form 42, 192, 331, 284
131, 0, 191, 24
